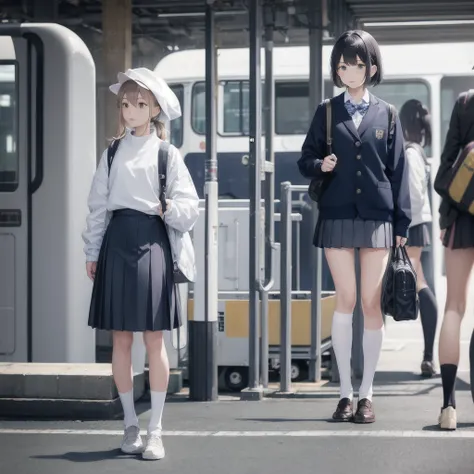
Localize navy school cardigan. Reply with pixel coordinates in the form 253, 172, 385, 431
297, 92, 412, 238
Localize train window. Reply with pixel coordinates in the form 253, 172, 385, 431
221, 80, 266, 136
169, 84, 184, 148
371, 80, 431, 155
191, 82, 206, 135
222, 81, 250, 135
0, 63, 18, 192
195, 78, 334, 137
275, 79, 334, 135
440, 76, 473, 150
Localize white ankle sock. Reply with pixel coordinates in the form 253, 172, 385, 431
358, 326, 384, 401
148, 391, 166, 435
331, 311, 354, 400
119, 390, 139, 428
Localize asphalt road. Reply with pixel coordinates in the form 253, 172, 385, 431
1, 393, 474, 474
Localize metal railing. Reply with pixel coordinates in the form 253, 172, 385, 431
279, 181, 330, 393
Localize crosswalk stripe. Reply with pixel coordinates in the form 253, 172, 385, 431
0, 428, 472, 438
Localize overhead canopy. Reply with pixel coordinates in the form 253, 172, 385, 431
1, 0, 474, 49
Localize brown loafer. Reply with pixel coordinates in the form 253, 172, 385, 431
332, 397, 353, 422
353, 398, 375, 424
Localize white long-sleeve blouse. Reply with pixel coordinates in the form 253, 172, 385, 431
82, 129, 199, 262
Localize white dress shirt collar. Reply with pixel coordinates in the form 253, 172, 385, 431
344, 88, 370, 105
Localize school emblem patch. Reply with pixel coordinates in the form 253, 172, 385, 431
375, 129, 384, 140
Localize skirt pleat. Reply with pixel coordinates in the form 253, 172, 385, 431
408, 223, 431, 248
443, 212, 474, 249
88, 208, 181, 332
314, 217, 393, 249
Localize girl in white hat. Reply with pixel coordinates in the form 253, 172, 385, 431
82, 68, 199, 460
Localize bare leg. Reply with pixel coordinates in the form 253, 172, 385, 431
144, 331, 170, 393
439, 247, 474, 365
112, 331, 134, 392
406, 246, 427, 292
439, 247, 474, 408
325, 248, 357, 314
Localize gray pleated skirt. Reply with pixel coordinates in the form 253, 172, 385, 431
88, 208, 181, 332
408, 223, 431, 247
314, 218, 393, 249
443, 212, 474, 249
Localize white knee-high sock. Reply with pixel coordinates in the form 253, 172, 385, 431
331, 311, 354, 400
119, 390, 139, 428
358, 327, 385, 401
148, 391, 167, 435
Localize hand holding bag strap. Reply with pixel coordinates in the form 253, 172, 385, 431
158, 141, 171, 213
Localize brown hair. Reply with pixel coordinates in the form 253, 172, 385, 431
114, 80, 167, 140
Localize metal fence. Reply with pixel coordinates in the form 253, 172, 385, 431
279, 182, 333, 393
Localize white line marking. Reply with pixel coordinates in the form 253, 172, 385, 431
0, 429, 472, 438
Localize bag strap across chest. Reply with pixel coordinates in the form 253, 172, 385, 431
158, 141, 170, 213
324, 98, 332, 155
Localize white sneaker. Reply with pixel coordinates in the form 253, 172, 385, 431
142, 432, 165, 460
120, 425, 144, 454
438, 406, 457, 431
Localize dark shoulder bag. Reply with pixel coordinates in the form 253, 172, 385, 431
308, 99, 332, 202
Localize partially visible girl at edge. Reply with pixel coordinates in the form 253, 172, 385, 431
399, 99, 438, 378
434, 89, 474, 431
82, 68, 199, 459
297, 30, 411, 424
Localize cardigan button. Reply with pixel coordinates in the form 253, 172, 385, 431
356, 171, 362, 176
355, 141, 361, 147
356, 188, 361, 194
356, 154, 361, 160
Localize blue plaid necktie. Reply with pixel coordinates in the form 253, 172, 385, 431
345, 101, 370, 117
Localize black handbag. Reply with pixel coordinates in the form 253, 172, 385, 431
308, 98, 333, 202
381, 245, 419, 322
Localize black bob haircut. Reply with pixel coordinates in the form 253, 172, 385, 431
399, 99, 432, 148
330, 30, 383, 88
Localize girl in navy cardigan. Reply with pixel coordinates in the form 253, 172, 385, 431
298, 30, 411, 424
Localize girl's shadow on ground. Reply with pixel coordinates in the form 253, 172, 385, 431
31, 449, 145, 463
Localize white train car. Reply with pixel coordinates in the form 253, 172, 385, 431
0, 24, 96, 363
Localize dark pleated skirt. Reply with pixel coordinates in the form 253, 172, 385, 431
88, 208, 181, 332
314, 217, 393, 249
408, 223, 431, 247
443, 212, 474, 249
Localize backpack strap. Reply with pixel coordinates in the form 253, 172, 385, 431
158, 141, 171, 213
107, 139, 121, 177
324, 98, 332, 155
388, 104, 396, 143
